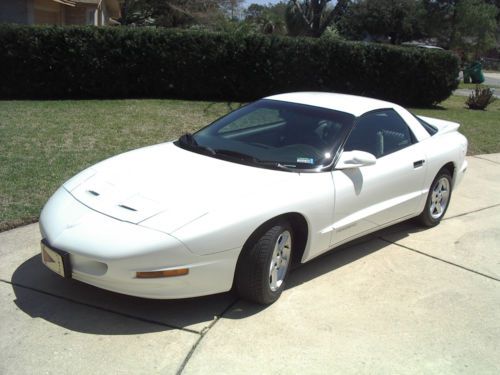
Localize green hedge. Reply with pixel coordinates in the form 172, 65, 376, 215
0, 25, 459, 106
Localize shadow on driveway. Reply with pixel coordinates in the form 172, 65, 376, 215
230, 220, 425, 318
11, 256, 238, 334
10, 220, 422, 334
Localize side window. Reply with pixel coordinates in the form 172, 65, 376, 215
344, 109, 415, 158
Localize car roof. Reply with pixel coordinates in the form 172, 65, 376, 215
265, 92, 396, 117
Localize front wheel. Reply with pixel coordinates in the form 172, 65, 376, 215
418, 170, 452, 227
236, 221, 293, 305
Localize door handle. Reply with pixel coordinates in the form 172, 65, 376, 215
413, 160, 425, 168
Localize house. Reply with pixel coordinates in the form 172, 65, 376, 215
0, 0, 121, 26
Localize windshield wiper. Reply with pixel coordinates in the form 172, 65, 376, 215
180, 143, 299, 172
178, 133, 215, 155
211, 149, 258, 162
178, 132, 198, 146
210, 149, 298, 171
274, 163, 299, 172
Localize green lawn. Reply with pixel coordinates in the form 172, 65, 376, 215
0, 99, 235, 231
458, 82, 500, 90
1, 96, 499, 231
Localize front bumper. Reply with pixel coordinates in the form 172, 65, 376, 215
40, 187, 239, 299
69, 247, 239, 299
454, 159, 468, 188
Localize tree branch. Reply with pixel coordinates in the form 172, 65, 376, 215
291, 0, 314, 30
318, 8, 336, 34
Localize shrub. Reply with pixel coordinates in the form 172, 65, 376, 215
0, 25, 459, 106
465, 86, 496, 110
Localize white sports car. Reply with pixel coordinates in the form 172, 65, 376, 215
39, 92, 468, 304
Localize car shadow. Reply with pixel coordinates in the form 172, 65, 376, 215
11, 256, 238, 335
285, 220, 426, 291
10, 220, 422, 335
227, 220, 425, 319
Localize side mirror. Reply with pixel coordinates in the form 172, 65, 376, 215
336, 150, 376, 169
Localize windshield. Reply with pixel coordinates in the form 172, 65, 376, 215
177, 99, 355, 171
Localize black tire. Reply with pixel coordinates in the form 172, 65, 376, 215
418, 169, 452, 227
236, 221, 293, 305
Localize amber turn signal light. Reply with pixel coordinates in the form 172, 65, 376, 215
136, 268, 189, 278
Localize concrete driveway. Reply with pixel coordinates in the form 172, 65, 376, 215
484, 72, 500, 87
1, 155, 499, 374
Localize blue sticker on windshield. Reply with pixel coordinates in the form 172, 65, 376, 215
297, 157, 314, 164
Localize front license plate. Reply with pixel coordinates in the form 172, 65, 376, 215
41, 241, 71, 278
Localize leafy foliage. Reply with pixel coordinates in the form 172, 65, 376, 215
0, 24, 459, 106
244, 2, 287, 34
339, 0, 425, 44
220, 0, 246, 19
465, 86, 496, 110
422, 0, 498, 59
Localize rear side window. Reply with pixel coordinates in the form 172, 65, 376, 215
344, 109, 416, 158
413, 114, 438, 136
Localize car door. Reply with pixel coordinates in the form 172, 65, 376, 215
329, 108, 428, 247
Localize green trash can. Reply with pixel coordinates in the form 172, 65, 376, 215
463, 68, 471, 83
468, 61, 484, 84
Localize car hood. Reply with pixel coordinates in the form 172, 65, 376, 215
64, 142, 297, 233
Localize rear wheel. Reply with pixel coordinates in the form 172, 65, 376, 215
236, 221, 293, 305
418, 170, 452, 227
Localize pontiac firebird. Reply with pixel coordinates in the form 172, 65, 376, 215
39, 92, 468, 304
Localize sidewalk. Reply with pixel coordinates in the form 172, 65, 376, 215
1, 155, 499, 374
455, 72, 500, 98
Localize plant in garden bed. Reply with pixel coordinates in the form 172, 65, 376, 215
465, 86, 496, 110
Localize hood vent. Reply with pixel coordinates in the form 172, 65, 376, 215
118, 204, 138, 212
87, 190, 100, 196
70, 175, 165, 224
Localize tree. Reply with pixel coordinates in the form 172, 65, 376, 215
454, 0, 498, 58
220, 0, 246, 19
478, 0, 499, 24
338, 0, 425, 44
423, 0, 498, 58
285, 0, 349, 37
244, 2, 287, 34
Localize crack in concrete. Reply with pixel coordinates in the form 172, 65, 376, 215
377, 201, 500, 283
174, 333, 204, 375
471, 155, 500, 165
0, 278, 201, 335
377, 238, 500, 283
0, 277, 241, 374
176, 297, 239, 375
444, 203, 500, 221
